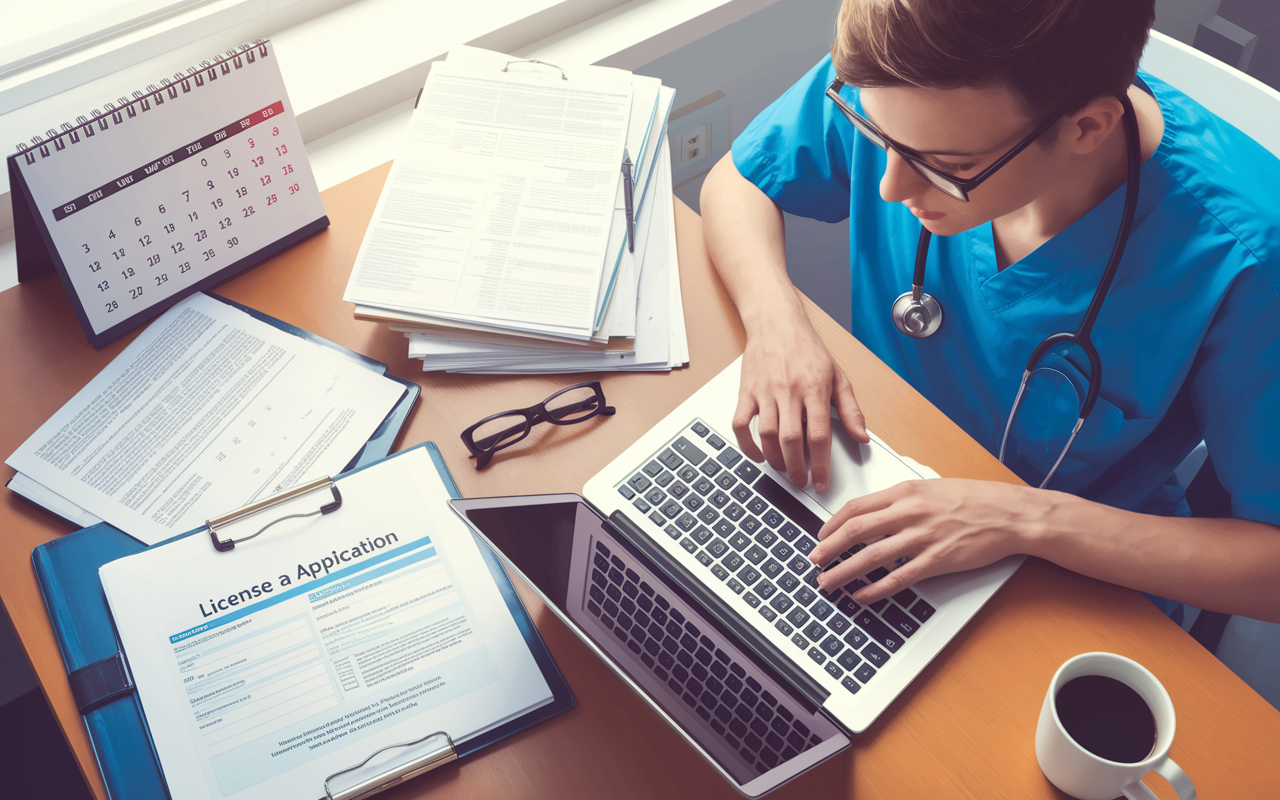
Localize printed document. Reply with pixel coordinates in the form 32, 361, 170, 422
100, 448, 554, 800
6, 293, 405, 545
343, 59, 633, 338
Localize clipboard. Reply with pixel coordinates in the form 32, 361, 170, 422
31, 442, 575, 800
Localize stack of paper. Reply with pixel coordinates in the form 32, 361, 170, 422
343, 47, 687, 373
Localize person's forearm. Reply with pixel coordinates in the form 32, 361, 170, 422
701, 153, 806, 336
1028, 490, 1280, 622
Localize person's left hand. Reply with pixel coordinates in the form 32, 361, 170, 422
809, 478, 1053, 604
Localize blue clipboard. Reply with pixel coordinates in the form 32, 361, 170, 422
31, 442, 575, 800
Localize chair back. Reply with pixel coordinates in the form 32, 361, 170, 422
1140, 30, 1280, 157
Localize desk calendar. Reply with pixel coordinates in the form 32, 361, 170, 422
6, 39, 327, 347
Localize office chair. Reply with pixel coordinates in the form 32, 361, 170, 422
1138, 31, 1280, 709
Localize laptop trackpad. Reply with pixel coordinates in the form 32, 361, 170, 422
807, 424, 930, 515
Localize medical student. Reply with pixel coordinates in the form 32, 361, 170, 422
701, 0, 1280, 623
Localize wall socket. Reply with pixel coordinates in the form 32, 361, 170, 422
670, 91, 730, 187
680, 124, 709, 164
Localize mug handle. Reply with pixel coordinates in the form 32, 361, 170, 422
1121, 757, 1197, 800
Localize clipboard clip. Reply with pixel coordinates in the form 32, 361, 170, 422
503, 59, 568, 80
207, 476, 343, 552
323, 730, 457, 800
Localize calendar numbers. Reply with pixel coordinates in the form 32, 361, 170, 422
188, 212, 199, 222
183, 190, 190, 202
164, 223, 176, 234
228, 167, 239, 178
227, 237, 239, 248
130, 287, 143, 300
203, 249, 216, 261
108, 230, 116, 239
179, 262, 191, 274
219, 217, 232, 230
89, 261, 101, 272
251, 156, 264, 167
158, 204, 166, 214
281, 163, 293, 176
97, 280, 110, 292
121, 267, 135, 279
134, 216, 142, 226
243, 206, 254, 217
277, 145, 288, 157
260, 175, 272, 186
211, 198, 224, 209
288, 183, 301, 195
207, 180, 215, 191
195, 230, 207, 242
171, 242, 185, 254
156, 273, 168, 286
105, 301, 119, 312
112, 249, 126, 260
266, 194, 277, 206
236, 187, 249, 198
82, 243, 90, 253
147, 254, 161, 267
139, 234, 151, 246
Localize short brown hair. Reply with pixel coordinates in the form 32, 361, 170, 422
832, 0, 1155, 120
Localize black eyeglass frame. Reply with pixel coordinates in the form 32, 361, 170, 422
461, 381, 616, 469
824, 78, 1067, 202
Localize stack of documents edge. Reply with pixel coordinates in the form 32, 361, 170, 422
343, 47, 688, 373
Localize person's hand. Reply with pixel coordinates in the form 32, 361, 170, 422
809, 478, 1051, 603
732, 309, 868, 492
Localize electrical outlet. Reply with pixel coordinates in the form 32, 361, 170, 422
680, 124, 709, 164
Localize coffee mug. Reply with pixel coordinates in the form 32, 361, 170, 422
1036, 652, 1196, 800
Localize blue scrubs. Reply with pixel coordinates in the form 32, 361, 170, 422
732, 56, 1280, 527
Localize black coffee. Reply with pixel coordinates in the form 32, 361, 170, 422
1054, 675, 1157, 763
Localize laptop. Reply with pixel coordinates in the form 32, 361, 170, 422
450, 357, 1023, 795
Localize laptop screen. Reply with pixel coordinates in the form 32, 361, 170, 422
452, 495, 846, 793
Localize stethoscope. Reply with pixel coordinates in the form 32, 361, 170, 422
892, 94, 1141, 488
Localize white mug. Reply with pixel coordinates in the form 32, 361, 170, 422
1035, 652, 1196, 800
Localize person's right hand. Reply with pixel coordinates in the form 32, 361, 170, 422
732, 308, 869, 492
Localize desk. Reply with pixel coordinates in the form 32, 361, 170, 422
2, 163, 1277, 800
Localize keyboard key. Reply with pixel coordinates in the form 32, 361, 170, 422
734, 460, 762, 483
730, 483, 752, 503
634, 497, 652, 514
801, 567, 822, 589
693, 478, 715, 496
747, 496, 768, 515
744, 545, 768, 565
709, 491, 730, 508
769, 594, 794, 613
827, 614, 852, 636
804, 621, 826, 642
837, 596, 862, 617
588, 600, 601, 616
684, 495, 705, 512
712, 519, 735, 538
909, 598, 937, 623
700, 460, 722, 477
862, 642, 890, 667
723, 553, 744, 571
788, 556, 811, 575
707, 433, 726, 450
692, 421, 710, 437
755, 581, 777, 600
777, 573, 800, 592
761, 559, 784, 578
654, 470, 674, 487
618, 485, 635, 500
841, 677, 861, 694
869, 598, 889, 613
727, 578, 745, 595
892, 587, 918, 608
837, 649, 861, 671
739, 516, 762, 535
762, 509, 784, 528
825, 662, 844, 680
771, 542, 794, 561
707, 537, 729, 558
661, 500, 682, 518
678, 465, 699, 482
844, 628, 869, 649
756, 528, 778, 547
759, 605, 777, 621
793, 536, 817, 555
854, 663, 877, 684
866, 566, 891, 583
806, 647, 827, 665
629, 473, 652, 492
738, 565, 761, 586
711, 563, 729, 581
728, 532, 751, 551
743, 592, 761, 608
820, 634, 844, 656
883, 604, 920, 638
656, 595, 670, 610
716, 449, 740, 468
697, 507, 719, 526
773, 619, 794, 637
715, 472, 737, 490
680, 538, 697, 554
791, 634, 810, 651
691, 526, 713, 545
725, 504, 746, 521
695, 550, 713, 566
672, 437, 706, 464
668, 483, 689, 500
794, 587, 817, 607
643, 459, 664, 477
854, 611, 903, 652
777, 522, 801, 541
659, 449, 684, 470
786, 607, 810, 628
842, 577, 867, 594
649, 511, 667, 527
676, 513, 698, 531
809, 600, 833, 620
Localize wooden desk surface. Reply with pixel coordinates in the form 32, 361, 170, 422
2, 164, 1276, 800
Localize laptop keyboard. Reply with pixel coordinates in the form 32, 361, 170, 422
586, 538, 822, 774
616, 420, 937, 697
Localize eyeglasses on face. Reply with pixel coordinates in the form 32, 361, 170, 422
461, 381, 616, 469
824, 78, 1065, 202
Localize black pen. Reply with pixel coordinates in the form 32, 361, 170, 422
621, 148, 636, 253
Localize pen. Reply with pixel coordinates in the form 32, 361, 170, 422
621, 148, 636, 253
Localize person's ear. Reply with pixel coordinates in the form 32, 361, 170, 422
1062, 96, 1124, 156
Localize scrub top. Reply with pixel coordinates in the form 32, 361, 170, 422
732, 55, 1280, 526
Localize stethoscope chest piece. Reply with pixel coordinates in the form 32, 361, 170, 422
891, 290, 943, 338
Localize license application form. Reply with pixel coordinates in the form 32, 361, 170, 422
100, 448, 554, 800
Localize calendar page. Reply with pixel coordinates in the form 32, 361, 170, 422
8, 40, 326, 346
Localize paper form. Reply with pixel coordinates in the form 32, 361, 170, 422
343, 58, 633, 338
6, 293, 404, 545
100, 448, 554, 800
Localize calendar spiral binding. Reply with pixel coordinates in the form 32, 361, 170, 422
14, 39, 272, 164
